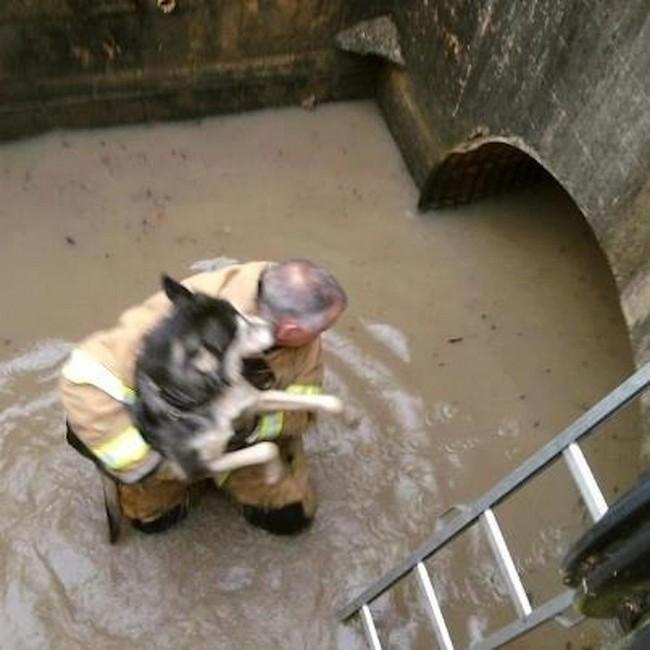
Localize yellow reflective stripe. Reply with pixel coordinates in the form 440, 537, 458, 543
123, 385, 136, 402
258, 412, 285, 440
247, 411, 285, 443
215, 471, 231, 487
61, 349, 136, 405
117, 385, 136, 403
285, 383, 322, 396
91, 425, 152, 471
245, 385, 322, 443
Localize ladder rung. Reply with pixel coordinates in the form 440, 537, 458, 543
481, 509, 532, 618
562, 442, 608, 522
360, 604, 383, 650
414, 562, 455, 650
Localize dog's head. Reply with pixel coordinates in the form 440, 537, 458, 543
137, 275, 274, 406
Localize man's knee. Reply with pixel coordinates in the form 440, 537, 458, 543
117, 471, 191, 534
241, 501, 313, 535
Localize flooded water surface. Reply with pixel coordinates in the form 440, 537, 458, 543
0, 101, 640, 649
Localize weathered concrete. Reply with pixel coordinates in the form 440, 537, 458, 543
375, 0, 650, 459
335, 15, 404, 66
0, 0, 389, 138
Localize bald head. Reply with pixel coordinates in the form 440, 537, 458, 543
258, 259, 347, 347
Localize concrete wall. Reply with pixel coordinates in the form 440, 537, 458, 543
0, 0, 388, 138
378, 1, 650, 456
382, 1, 650, 278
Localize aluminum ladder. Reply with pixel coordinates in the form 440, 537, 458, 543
338, 362, 650, 649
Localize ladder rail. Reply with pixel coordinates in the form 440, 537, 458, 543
338, 362, 650, 622
468, 590, 576, 650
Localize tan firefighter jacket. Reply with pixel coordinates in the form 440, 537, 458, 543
59, 261, 323, 483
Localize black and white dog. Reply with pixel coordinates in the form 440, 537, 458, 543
129, 275, 341, 483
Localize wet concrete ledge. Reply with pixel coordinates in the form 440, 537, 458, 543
0, 0, 385, 138
1, 49, 376, 138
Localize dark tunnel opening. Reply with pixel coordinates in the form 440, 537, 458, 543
418, 141, 552, 211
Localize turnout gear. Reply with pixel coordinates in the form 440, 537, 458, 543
60, 262, 324, 535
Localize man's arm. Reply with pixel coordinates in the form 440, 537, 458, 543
60, 379, 162, 484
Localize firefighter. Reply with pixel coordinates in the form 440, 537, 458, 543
60, 259, 347, 538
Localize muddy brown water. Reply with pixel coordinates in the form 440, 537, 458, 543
0, 101, 640, 649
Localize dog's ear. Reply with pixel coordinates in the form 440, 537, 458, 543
162, 274, 194, 308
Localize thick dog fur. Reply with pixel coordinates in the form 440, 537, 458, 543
129, 275, 342, 483
129, 275, 272, 480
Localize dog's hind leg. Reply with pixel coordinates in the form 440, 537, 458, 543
206, 441, 280, 474
99, 470, 123, 544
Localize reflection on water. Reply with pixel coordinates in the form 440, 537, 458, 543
0, 101, 638, 649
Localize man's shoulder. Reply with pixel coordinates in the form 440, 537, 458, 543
186, 261, 272, 314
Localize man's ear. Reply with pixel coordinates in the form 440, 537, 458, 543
162, 274, 194, 308
275, 320, 300, 339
